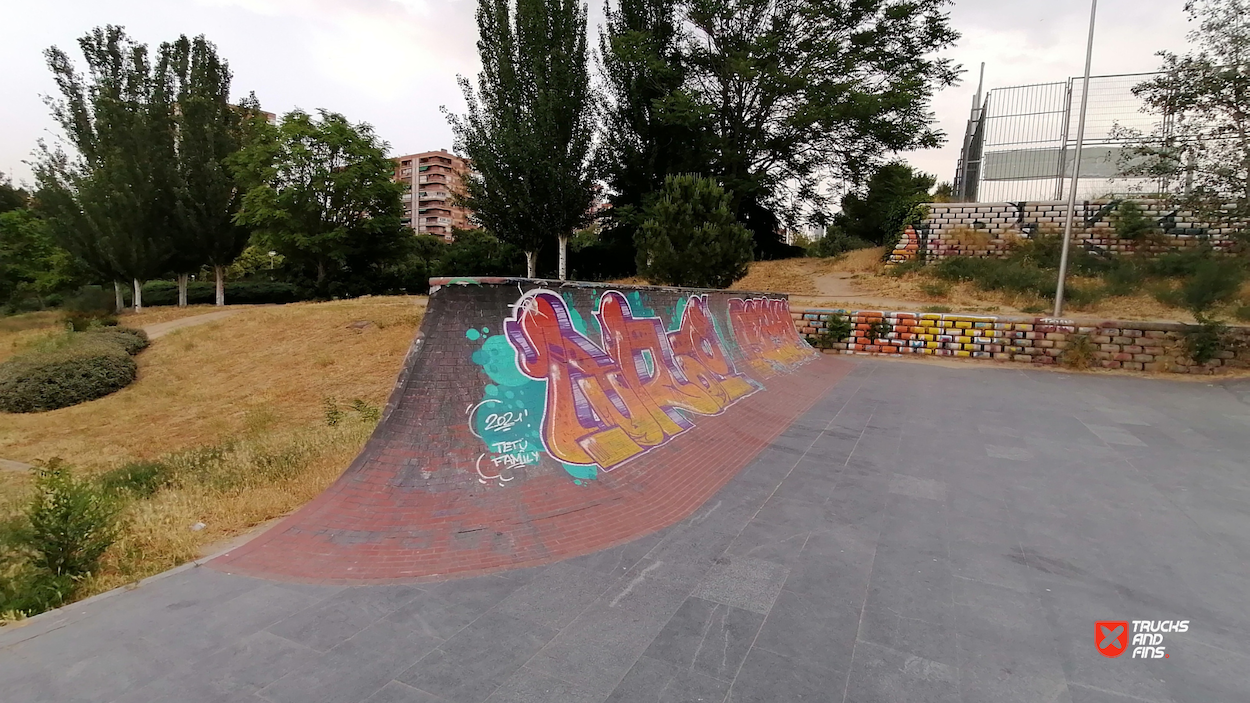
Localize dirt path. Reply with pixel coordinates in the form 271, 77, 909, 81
0, 458, 32, 473
797, 271, 1026, 313
140, 309, 244, 339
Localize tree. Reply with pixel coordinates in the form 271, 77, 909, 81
162, 36, 253, 307
832, 162, 936, 247
1119, 0, 1250, 240
635, 173, 753, 287
38, 26, 180, 312
597, 0, 710, 275
599, 0, 958, 254
0, 209, 82, 309
448, 0, 596, 278
0, 172, 28, 214
233, 109, 408, 296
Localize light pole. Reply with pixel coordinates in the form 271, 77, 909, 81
1054, 0, 1098, 317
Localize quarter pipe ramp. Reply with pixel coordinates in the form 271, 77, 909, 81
211, 278, 851, 583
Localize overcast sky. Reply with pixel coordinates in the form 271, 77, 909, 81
0, 0, 1193, 190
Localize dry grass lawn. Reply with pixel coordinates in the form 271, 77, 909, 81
0, 297, 424, 469
731, 257, 847, 295
731, 248, 1246, 323
0, 297, 425, 604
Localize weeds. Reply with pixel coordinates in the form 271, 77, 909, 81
922, 305, 952, 313
865, 319, 892, 343
1060, 335, 1098, 370
323, 396, 344, 426
919, 280, 950, 298
351, 399, 381, 423
1185, 316, 1232, 365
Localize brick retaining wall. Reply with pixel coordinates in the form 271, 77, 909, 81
887, 199, 1240, 264
792, 307, 1250, 375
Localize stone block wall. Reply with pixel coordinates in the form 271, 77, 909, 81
887, 199, 1240, 264
792, 307, 1250, 375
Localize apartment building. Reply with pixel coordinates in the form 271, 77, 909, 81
393, 150, 473, 240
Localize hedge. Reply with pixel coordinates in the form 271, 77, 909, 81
122, 281, 309, 307
0, 328, 147, 413
83, 327, 149, 355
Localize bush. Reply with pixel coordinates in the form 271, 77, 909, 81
61, 310, 118, 331
1060, 334, 1098, 370
121, 280, 309, 307
1112, 201, 1160, 242
0, 330, 146, 413
1174, 258, 1245, 315
0, 461, 118, 616
808, 228, 875, 258
636, 174, 754, 288
806, 314, 852, 349
83, 327, 149, 355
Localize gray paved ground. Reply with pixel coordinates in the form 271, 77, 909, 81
2, 359, 1249, 703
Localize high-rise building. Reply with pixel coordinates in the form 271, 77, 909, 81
393, 150, 473, 240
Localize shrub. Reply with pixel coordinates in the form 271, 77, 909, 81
807, 314, 852, 349
636, 174, 754, 288
1112, 201, 1160, 242
865, 319, 892, 343
61, 309, 118, 331
1060, 334, 1098, 370
919, 280, 950, 298
323, 396, 344, 426
121, 280, 309, 307
1184, 316, 1232, 365
809, 228, 875, 258
83, 327, 149, 355
23, 462, 118, 579
0, 336, 139, 413
1174, 258, 1245, 315
0, 461, 118, 616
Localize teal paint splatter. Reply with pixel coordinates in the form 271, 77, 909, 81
625, 291, 657, 318
469, 333, 597, 482
668, 297, 690, 332
465, 328, 482, 341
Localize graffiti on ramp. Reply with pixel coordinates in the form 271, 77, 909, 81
466, 287, 817, 484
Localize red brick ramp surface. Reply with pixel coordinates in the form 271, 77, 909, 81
211, 279, 851, 583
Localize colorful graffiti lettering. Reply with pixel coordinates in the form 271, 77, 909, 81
728, 297, 818, 375
503, 290, 757, 472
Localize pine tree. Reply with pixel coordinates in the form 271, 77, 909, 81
636, 174, 753, 288
448, 0, 596, 278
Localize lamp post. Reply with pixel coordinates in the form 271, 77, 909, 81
1053, 0, 1099, 317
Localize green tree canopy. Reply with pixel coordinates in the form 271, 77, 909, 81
599, 0, 959, 263
636, 173, 753, 287
0, 172, 28, 214
233, 109, 407, 296
829, 162, 936, 248
1119, 0, 1250, 237
448, 0, 597, 278
162, 35, 254, 306
0, 209, 83, 309
37, 25, 180, 306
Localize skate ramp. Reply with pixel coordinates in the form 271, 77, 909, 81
211, 278, 851, 583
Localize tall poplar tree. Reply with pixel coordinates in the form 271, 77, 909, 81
162, 35, 253, 306
449, 0, 596, 278
38, 26, 178, 311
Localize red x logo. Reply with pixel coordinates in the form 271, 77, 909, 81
1096, 621, 1129, 658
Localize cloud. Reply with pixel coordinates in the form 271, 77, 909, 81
198, 0, 478, 101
